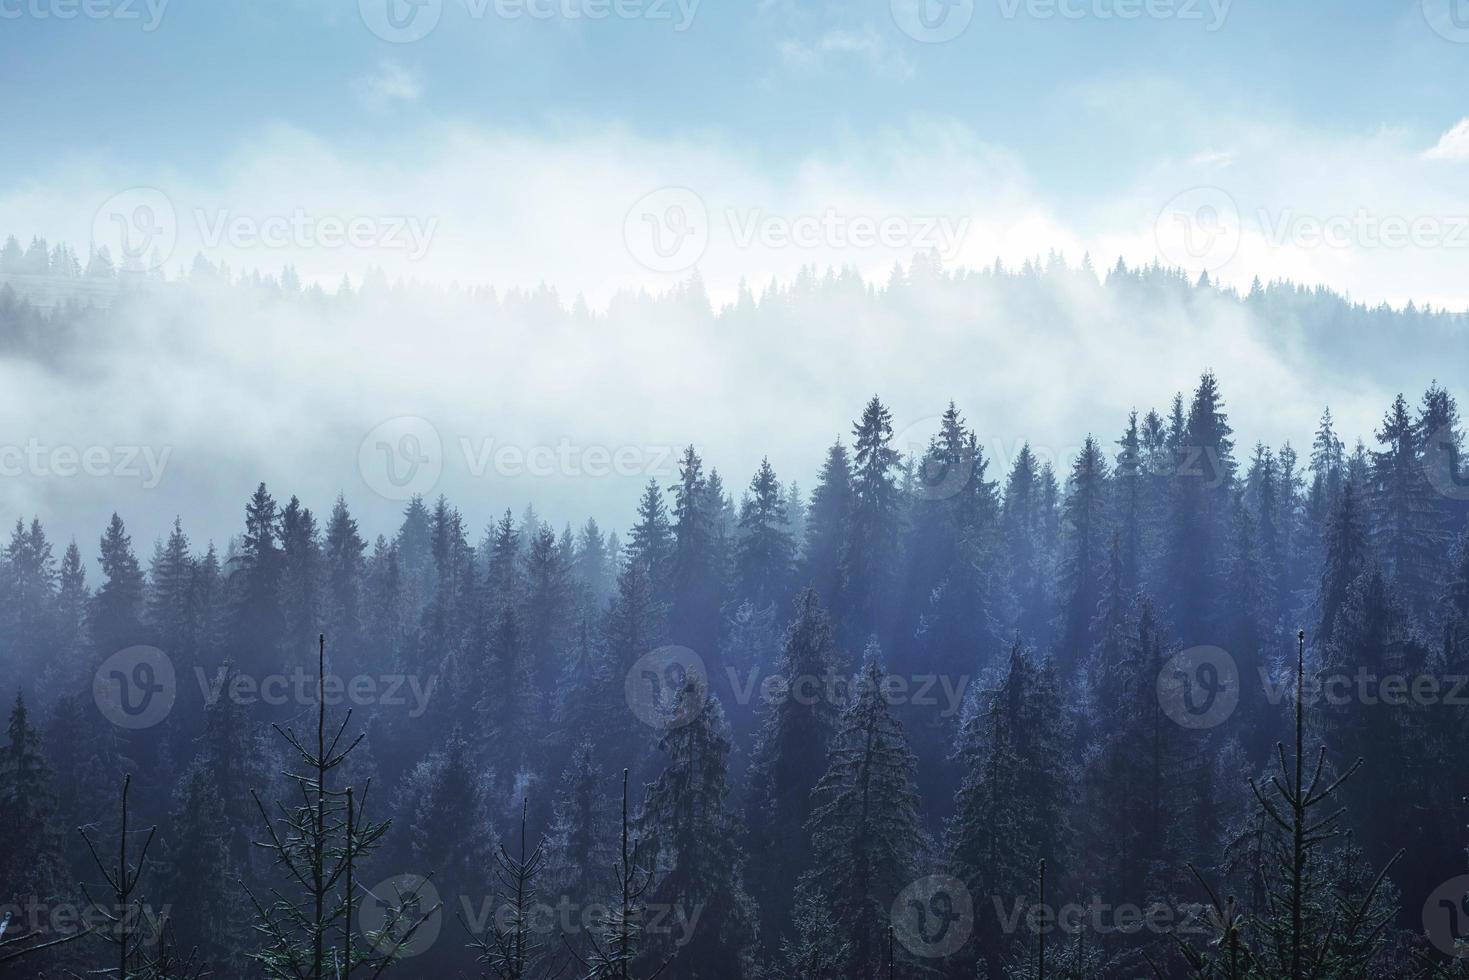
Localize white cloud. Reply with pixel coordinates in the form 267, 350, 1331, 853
355, 61, 424, 108
1423, 118, 1469, 162
779, 27, 914, 80
6, 114, 1469, 560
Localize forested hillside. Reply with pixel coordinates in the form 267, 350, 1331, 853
2, 368, 1468, 977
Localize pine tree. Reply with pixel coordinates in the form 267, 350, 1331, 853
544, 741, 615, 905
2, 517, 56, 687
1222, 494, 1269, 759
840, 398, 902, 646
162, 764, 250, 971
801, 441, 854, 610
577, 771, 667, 979
668, 446, 721, 660
1243, 631, 1402, 978
192, 667, 268, 879
323, 495, 367, 655
573, 518, 614, 608
735, 457, 795, 610
472, 800, 555, 979
796, 652, 923, 980
0, 694, 66, 912
231, 484, 284, 668
147, 518, 194, 657
1081, 598, 1195, 913
1059, 436, 1110, 666
399, 732, 496, 916
1002, 444, 1051, 646
1417, 380, 1466, 535
1310, 407, 1345, 518
745, 591, 842, 954
1115, 410, 1145, 595
94, 513, 146, 655
637, 690, 757, 978
1317, 482, 1368, 646
1166, 372, 1236, 643
249, 636, 438, 978
484, 509, 522, 617
1371, 392, 1449, 623
947, 641, 1072, 979
588, 559, 669, 777
522, 522, 572, 700
626, 479, 673, 599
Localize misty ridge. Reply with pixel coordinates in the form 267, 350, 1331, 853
2, 230, 1467, 557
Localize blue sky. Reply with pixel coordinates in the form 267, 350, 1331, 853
5, 0, 1469, 307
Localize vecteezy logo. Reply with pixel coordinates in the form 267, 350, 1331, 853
359, 416, 443, 501
93, 646, 176, 730
360, 874, 443, 958
1422, 423, 1469, 502
1424, 875, 1469, 957
1157, 645, 1239, 729
1155, 186, 1242, 273
359, 0, 443, 43
92, 188, 178, 273
892, 876, 973, 958
891, 0, 975, 42
623, 188, 709, 274
1423, 0, 1469, 43
625, 645, 709, 729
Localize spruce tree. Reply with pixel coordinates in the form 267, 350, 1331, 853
796, 652, 923, 980
1001, 444, 1050, 646
626, 479, 673, 601
147, 518, 194, 658
1059, 436, 1110, 666
2, 517, 56, 687
668, 446, 722, 661
94, 513, 147, 656
801, 441, 853, 610
231, 485, 284, 669
249, 636, 438, 978
947, 641, 1071, 979
839, 398, 902, 647
735, 457, 795, 611
745, 591, 842, 954
323, 495, 367, 655
1371, 393, 1449, 623
637, 690, 757, 979
162, 764, 250, 971
0, 694, 66, 912
544, 741, 615, 905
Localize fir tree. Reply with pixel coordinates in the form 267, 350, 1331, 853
94, 513, 146, 655
800, 441, 854, 610
637, 690, 757, 978
839, 398, 902, 646
544, 741, 615, 905
1371, 393, 1449, 622
947, 641, 1072, 978
0, 693, 66, 911
147, 518, 194, 657
668, 446, 722, 660
162, 764, 250, 971
744, 591, 842, 954
323, 495, 367, 655
735, 457, 794, 611
231, 485, 284, 668
1059, 436, 1110, 666
626, 479, 673, 600
796, 652, 923, 980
